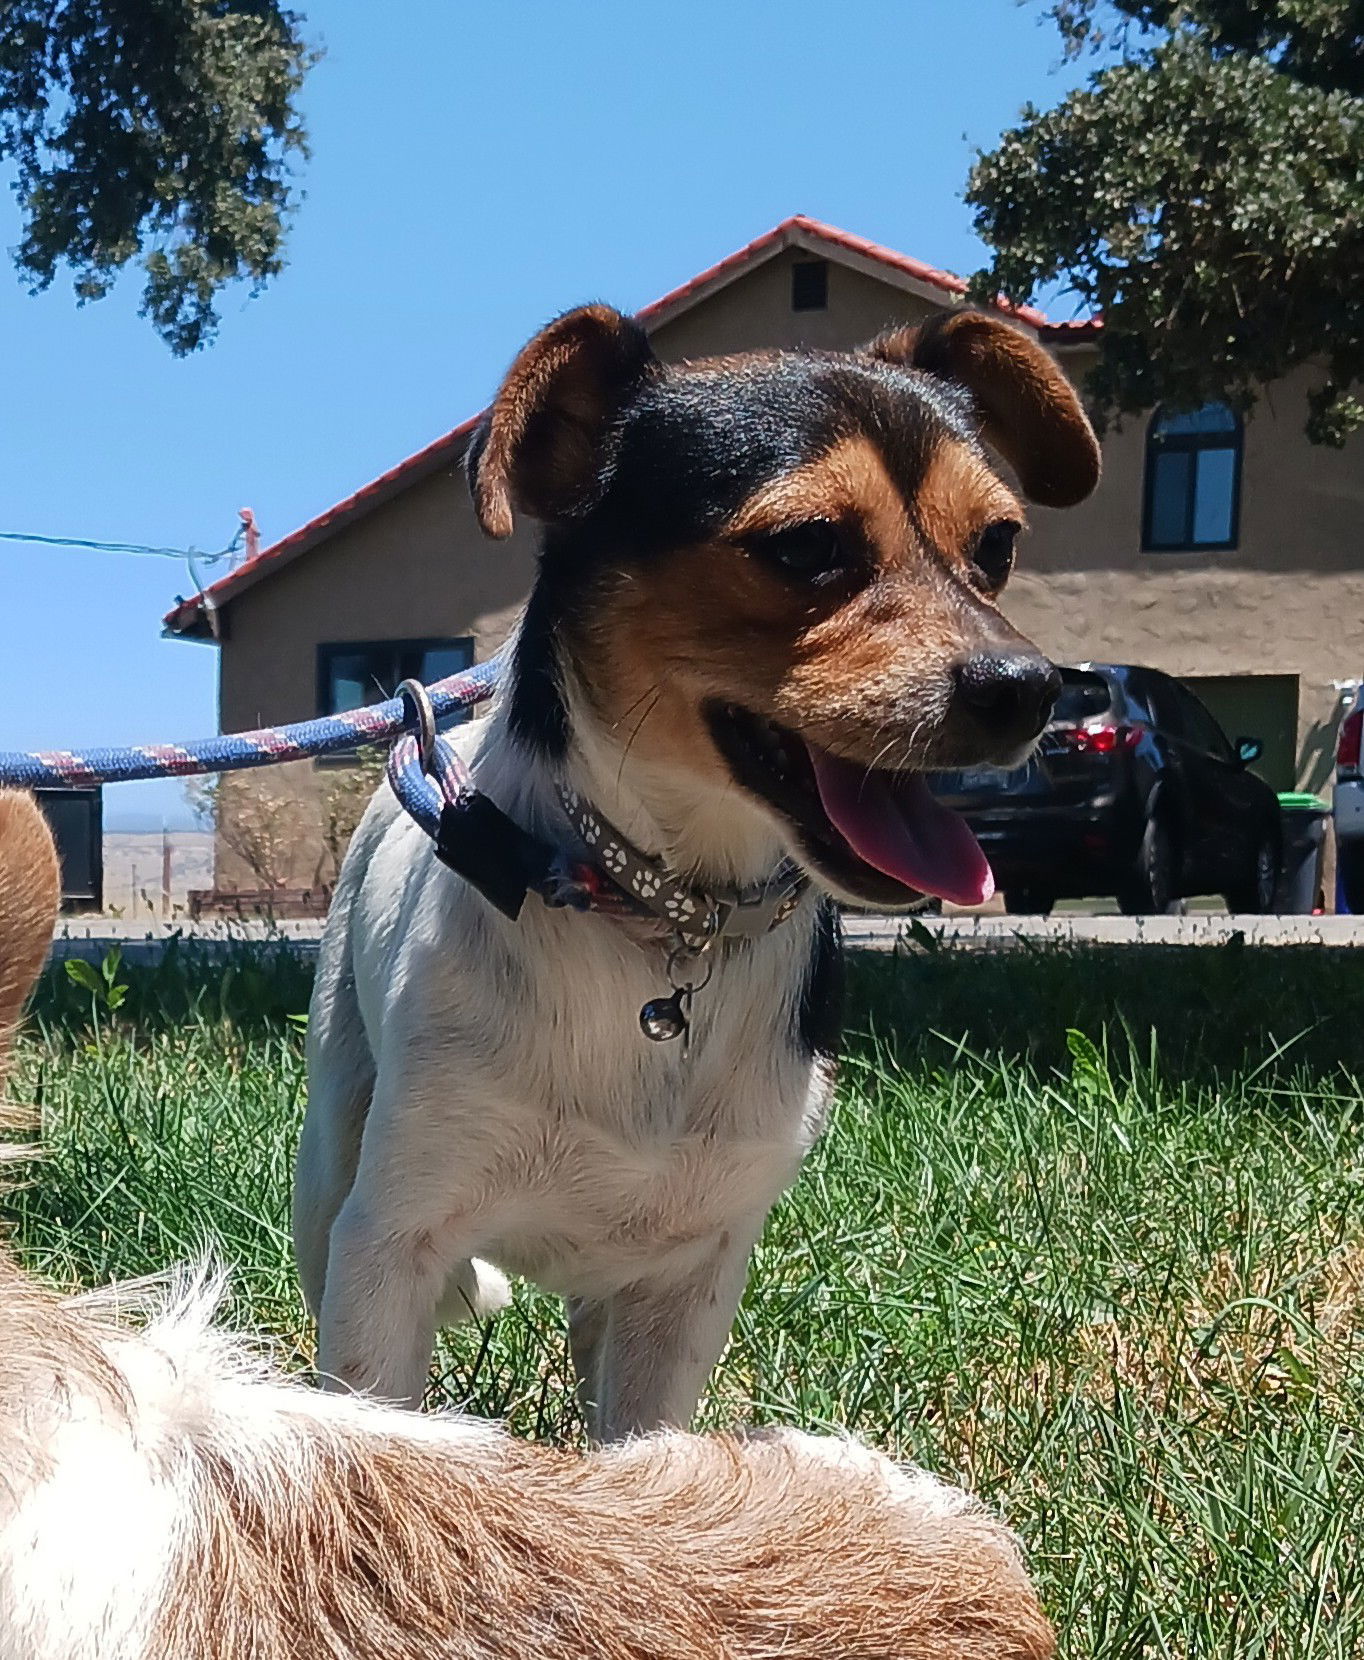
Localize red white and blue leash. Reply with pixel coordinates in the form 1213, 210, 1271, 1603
0, 655, 810, 1042
0, 659, 503, 796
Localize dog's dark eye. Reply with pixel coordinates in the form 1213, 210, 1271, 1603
971, 519, 1020, 588
750, 521, 848, 583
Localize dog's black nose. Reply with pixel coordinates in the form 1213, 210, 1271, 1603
953, 652, 1061, 744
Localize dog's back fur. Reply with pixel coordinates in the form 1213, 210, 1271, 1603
0, 787, 1053, 1657
0, 789, 59, 1067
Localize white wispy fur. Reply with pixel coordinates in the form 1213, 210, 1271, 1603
0, 1258, 1055, 1660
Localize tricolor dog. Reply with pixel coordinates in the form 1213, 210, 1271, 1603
293, 305, 1100, 1436
0, 787, 1055, 1659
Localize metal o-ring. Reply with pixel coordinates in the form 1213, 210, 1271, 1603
396, 678, 438, 775
667, 944, 714, 995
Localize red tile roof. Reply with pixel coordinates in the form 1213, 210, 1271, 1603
635, 213, 1060, 333
1040, 316, 1104, 339
164, 214, 1098, 636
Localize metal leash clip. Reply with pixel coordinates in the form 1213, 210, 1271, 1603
394, 678, 556, 924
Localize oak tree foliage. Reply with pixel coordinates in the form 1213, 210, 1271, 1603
0, 0, 314, 352
967, 1, 1364, 443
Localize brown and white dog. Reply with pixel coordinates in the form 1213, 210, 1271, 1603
0, 789, 1055, 1658
293, 307, 1100, 1435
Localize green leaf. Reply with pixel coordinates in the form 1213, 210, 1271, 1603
1067, 1026, 1115, 1101
64, 958, 101, 995
0, 1, 316, 353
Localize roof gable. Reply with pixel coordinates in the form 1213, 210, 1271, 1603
639, 214, 1053, 334
164, 214, 1097, 637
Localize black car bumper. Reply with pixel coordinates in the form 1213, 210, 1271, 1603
968, 802, 1140, 896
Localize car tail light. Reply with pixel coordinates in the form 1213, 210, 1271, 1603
1051, 722, 1144, 755
1340, 709, 1363, 771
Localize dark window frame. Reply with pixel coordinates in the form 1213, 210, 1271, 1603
316, 637, 476, 717
1110, 667, 1155, 725
1142, 670, 1237, 761
316, 637, 476, 765
791, 259, 828, 312
1137, 670, 1189, 742
1141, 403, 1243, 553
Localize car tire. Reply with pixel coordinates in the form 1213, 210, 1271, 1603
1225, 828, 1280, 914
1340, 841, 1364, 914
1117, 813, 1177, 916
1003, 888, 1055, 916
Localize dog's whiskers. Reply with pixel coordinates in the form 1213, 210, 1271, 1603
615, 684, 664, 793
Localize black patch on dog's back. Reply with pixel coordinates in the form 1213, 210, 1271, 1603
796, 900, 844, 1062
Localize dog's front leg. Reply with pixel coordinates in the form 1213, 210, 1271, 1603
316, 1193, 447, 1408
567, 1296, 609, 1430
592, 1217, 765, 1440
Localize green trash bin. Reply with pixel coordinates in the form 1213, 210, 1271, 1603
1275, 791, 1330, 913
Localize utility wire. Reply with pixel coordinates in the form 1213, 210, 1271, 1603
0, 525, 244, 564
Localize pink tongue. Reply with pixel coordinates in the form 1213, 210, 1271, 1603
808, 751, 995, 907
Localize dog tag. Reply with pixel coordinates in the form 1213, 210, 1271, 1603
639, 991, 688, 1043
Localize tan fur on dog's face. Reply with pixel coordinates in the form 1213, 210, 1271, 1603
579, 430, 1034, 791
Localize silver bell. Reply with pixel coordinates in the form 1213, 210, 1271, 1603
639, 993, 687, 1042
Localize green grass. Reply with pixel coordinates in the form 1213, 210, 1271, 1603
7, 939, 1364, 1658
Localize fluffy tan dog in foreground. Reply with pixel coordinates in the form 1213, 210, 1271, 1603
0, 789, 1053, 1660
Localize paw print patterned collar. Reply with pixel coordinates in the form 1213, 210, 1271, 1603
426, 766, 807, 1045
555, 784, 808, 952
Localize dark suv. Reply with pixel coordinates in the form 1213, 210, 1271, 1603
930, 664, 1282, 915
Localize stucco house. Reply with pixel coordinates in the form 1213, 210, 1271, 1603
164, 214, 1364, 894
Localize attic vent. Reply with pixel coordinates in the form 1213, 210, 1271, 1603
791, 259, 828, 312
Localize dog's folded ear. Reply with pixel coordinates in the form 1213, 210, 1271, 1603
467, 305, 659, 539
868, 310, 1101, 508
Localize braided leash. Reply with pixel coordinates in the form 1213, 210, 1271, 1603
2, 659, 811, 1044
0, 658, 504, 790
0, 659, 695, 943
385, 682, 671, 932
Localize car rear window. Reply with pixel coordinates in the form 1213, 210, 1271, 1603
1051, 671, 1112, 724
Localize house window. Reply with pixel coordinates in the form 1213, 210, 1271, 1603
318, 638, 475, 726
1142, 403, 1242, 551
791, 259, 828, 312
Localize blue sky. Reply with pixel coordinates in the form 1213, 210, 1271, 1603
0, 0, 1089, 828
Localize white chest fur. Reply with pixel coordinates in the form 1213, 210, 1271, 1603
295, 703, 843, 1422
345, 809, 832, 1296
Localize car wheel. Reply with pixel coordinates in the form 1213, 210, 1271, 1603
1340, 841, 1364, 914
1117, 814, 1177, 916
1225, 830, 1279, 914
1003, 888, 1055, 916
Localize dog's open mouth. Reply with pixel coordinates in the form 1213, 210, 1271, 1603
705, 703, 994, 909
